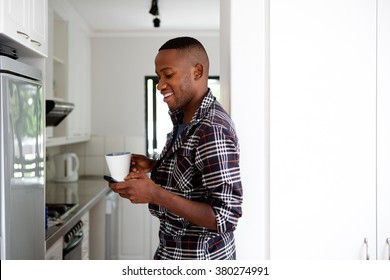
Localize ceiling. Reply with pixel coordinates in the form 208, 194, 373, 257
66, 0, 220, 33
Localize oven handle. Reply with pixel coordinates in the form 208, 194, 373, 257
63, 231, 83, 255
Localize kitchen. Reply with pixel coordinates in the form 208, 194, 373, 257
1, 0, 390, 264
0, 0, 222, 261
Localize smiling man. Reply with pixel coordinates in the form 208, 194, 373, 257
109, 37, 243, 260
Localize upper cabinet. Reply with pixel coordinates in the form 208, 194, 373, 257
0, 0, 48, 56
46, 0, 91, 147
66, 24, 91, 141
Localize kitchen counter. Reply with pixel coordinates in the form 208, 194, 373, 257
45, 175, 110, 249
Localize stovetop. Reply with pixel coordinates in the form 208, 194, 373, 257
46, 203, 78, 221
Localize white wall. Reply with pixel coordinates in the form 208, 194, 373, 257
221, 0, 269, 259
91, 34, 220, 137
222, 0, 390, 260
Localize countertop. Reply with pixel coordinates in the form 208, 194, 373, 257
45, 175, 110, 249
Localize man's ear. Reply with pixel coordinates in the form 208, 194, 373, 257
194, 63, 204, 80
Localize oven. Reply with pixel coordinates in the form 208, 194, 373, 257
46, 203, 84, 260
63, 220, 84, 260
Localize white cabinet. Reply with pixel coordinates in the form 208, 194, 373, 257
89, 197, 106, 259
81, 211, 90, 260
0, 0, 48, 56
377, 0, 390, 261
45, 237, 63, 260
118, 200, 158, 260
46, 0, 91, 147
269, 0, 389, 260
66, 22, 91, 141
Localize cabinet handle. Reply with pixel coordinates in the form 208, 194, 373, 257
30, 39, 42, 47
364, 238, 370, 260
16, 30, 29, 39
387, 238, 390, 260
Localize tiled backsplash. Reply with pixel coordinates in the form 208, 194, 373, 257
46, 135, 145, 179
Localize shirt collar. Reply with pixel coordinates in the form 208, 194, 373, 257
169, 89, 216, 126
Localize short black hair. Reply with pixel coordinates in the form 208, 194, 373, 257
159, 36, 206, 53
158, 37, 209, 74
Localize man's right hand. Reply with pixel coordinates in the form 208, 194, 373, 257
130, 154, 156, 174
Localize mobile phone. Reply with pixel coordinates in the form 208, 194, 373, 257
103, 175, 118, 183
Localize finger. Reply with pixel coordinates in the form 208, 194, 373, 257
131, 167, 139, 173
109, 181, 129, 191
128, 171, 143, 179
129, 174, 139, 179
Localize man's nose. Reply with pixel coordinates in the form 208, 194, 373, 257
156, 81, 166, 91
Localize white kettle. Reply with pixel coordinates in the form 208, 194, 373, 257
54, 153, 79, 182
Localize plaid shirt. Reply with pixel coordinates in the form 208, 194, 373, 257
150, 90, 243, 260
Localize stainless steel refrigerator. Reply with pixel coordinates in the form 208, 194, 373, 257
0, 56, 45, 259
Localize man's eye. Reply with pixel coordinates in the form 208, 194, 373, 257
165, 73, 173, 79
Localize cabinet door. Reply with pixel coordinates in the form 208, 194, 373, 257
29, 0, 47, 55
118, 201, 157, 259
377, 0, 390, 261
81, 212, 90, 260
0, 0, 47, 55
270, 0, 376, 259
45, 237, 63, 260
1, 0, 30, 45
67, 24, 91, 140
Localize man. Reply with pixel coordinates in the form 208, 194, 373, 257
109, 37, 243, 260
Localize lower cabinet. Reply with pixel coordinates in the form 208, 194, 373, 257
81, 212, 90, 260
118, 199, 159, 260
45, 236, 63, 260
89, 197, 106, 259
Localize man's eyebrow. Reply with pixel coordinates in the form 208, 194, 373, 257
157, 67, 172, 72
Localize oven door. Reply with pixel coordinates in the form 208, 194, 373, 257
63, 231, 83, 260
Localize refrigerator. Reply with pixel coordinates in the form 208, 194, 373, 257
0, 55, 45, 259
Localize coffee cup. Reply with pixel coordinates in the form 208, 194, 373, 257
105, 152, 131, 182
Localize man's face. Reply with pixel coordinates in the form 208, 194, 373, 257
154, 49, 197, 112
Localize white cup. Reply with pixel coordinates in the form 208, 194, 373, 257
105, 152, 131, 182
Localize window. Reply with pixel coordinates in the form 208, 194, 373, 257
145, 76, 220, 158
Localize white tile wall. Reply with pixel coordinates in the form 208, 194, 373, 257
84, 135, 105, 175
105, 136, 125, 154
85, 135, 105, 156
125, 136, 146, 155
